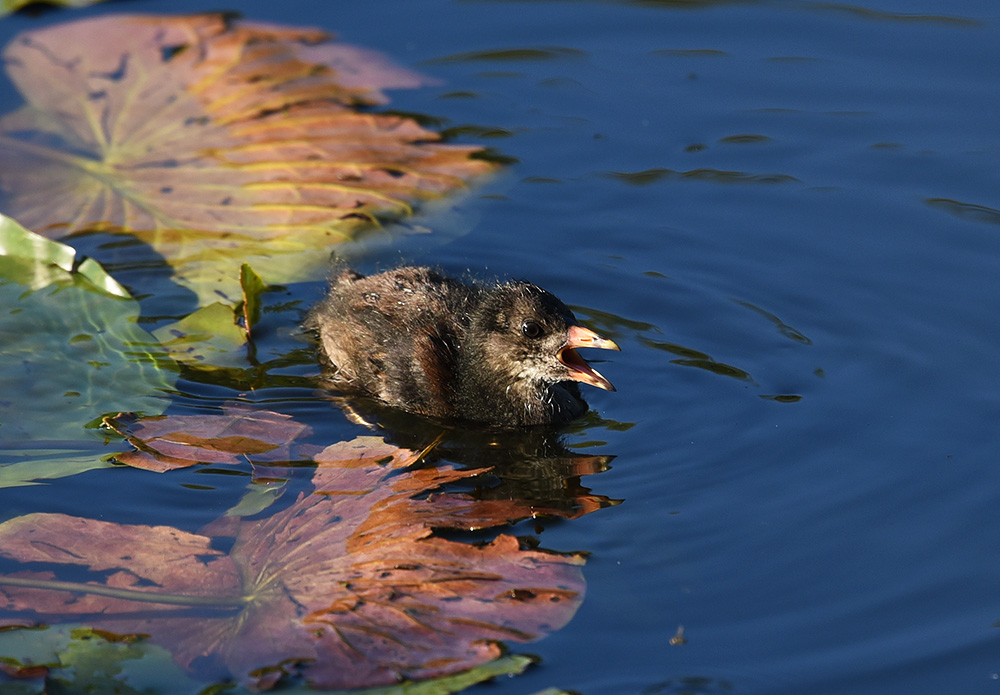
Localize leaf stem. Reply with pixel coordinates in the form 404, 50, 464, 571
0, 575, 250, 609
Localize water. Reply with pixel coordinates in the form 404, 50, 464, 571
1, 1, 999, 694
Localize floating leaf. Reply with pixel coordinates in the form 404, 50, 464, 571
101, 403, 313, 473
0, 212, 127, 298
0, 215, 172, 487
0, 437, 585, 690
0, 14, 497, 304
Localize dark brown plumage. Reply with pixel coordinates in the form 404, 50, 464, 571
306, 266, 619, 428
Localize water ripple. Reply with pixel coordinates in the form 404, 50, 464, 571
604, 168, 798, 186
926, 198, 1000, 226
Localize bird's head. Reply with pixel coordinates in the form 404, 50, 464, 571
470, 281, 619, 393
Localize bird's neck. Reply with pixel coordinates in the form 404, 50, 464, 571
452, 347, 585, 427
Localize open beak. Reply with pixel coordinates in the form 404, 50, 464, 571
557, 324, 620, 391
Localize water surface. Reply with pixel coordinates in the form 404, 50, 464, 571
1, 1, 999, 694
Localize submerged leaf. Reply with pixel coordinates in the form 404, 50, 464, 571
0, 214, 172, 487
101, 403, 312, 473
0, 451, 115, 489
0, 437, 585, 690
0, 14, 497, 303
151, 302, 247, 368
0, 624, 531, 695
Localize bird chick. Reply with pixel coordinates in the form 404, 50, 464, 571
306, 266, 619, 428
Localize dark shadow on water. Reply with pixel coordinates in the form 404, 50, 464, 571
314, 385, 627, 522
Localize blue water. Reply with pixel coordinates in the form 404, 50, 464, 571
2, 1, 1000, 694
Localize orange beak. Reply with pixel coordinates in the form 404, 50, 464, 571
557, 324, 620, 391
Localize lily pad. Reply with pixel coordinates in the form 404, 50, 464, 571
0, 14, 497, 304
0, 215, 173, 487
0, 437, 586, 690
0, 212, 128, 298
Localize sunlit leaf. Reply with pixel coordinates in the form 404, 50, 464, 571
0, 213, 127, 297
0, 214, 173, 487
239, 263, 267, 340
0, 437, 585, 690
0, 14, 497, 304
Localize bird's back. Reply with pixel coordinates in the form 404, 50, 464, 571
307, 267, 476, 418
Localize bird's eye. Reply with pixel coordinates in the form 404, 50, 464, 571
521, 320, 543, 339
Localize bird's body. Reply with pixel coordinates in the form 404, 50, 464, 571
306, 266, 619, 428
